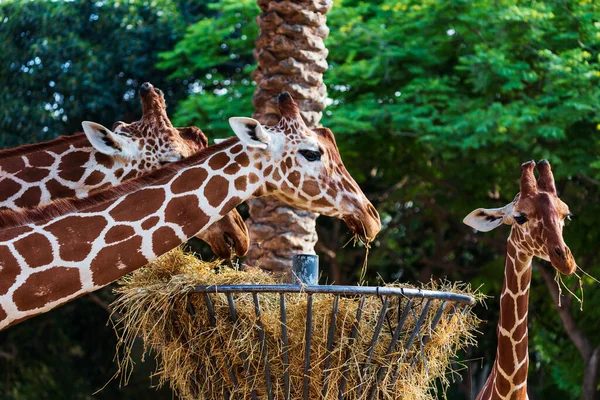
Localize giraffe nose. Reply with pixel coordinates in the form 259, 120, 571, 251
367, 203, 380, 221
554, 246, 567, 260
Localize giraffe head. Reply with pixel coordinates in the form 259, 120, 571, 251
464, 160, 576, 275
81, 82, 206, 168
228, 92, 381, 242
82, 83, 248, 259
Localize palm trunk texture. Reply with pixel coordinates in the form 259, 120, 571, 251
246, 0, 333, 278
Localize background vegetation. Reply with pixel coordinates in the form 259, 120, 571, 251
1, 0, 599, 398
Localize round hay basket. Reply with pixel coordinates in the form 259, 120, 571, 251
185, 284, 476, 400
113, 251, 479, 400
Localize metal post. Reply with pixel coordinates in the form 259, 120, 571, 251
292, 254, 319, 285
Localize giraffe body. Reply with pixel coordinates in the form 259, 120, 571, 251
464, 160, 576, 400
0, 93, 380, 331
0, 83, 249, 259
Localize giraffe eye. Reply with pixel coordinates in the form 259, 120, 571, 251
299, 149, 321, 162
514, 214, 528, 225
565, 213, 574, 223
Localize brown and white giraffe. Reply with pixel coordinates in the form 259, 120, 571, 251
0, 92, 380, 331
0, 82, 249, 259
463, 160, 577, 400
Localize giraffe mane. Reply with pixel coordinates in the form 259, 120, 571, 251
0, 137, 240, 229
0, 133, 88, 159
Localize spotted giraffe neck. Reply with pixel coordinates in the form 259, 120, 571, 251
0, 138, 260, 330
477, 231, 532, 400
0, 133, 154, 211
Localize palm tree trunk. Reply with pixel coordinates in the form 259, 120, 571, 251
247, 0, 332, 278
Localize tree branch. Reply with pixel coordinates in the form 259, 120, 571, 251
539, 265, 591, 358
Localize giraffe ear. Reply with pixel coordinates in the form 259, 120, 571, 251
82, 121, 127, 156
228, 117, 270, 149
463, 203, 514, 232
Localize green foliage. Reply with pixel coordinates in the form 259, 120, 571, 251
0, 0, 206, 148
157, 0, 259, 134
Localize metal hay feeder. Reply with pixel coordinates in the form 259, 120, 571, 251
186, 255, 476, 400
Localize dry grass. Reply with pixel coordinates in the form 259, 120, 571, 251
111, 248, 482, 400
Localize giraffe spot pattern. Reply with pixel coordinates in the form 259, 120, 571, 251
47, 179, 77, 200
0, 226, 33, 242
234, 153, 250, 167
141, 216, 160, 230
84, 170, 106, 186
105, 225, 136, 244
109, 188, 166, 222
28, 152, 55, 167
223, 163, 241, 175
152, 226, 181, 255
58, 151, 90, 182
46, 216, 109, 262
13, 267, 81, 312
14, 233, 54, 268
208, 153, 230, 170
234, 176, 247, 191
0, 157, 25, 174
0, 246, 21, 296
0, 179, 21, 202
91, 236, 147, 286
95, 152, 114, 169
14, 187, 42, 208
164, 195, 210, 237
219, 196, 242, 216
171, 168, 207, 194
15, 167, 50, 183
248, 173, 259, 184
204, 175, 229, 208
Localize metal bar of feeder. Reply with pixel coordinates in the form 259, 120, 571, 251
338, 296, 366, 400
409, 300, 448, 370
356, 296, 390, 398
191, 284, 475, 305
226, 294, 258, 400
303, 294, 313, 400
367, 299, 413, 400
390, 299, 432, 385
321, 295, 340, 398
204, 293, 240, 396
253, 293, 274, 400
279, 293, 290, 400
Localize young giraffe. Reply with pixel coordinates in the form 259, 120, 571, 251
463, 160, 577, 400
0, 82, 249, 259
0, 92, 380, 331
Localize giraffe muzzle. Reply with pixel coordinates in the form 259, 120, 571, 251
343, 204, 381, 243
549, 244, 576, 275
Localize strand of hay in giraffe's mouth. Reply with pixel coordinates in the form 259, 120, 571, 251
110, 248, 482, 400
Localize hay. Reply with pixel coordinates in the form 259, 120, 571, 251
111, 248, 481, 400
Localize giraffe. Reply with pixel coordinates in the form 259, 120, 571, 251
0, 82, 249, 259
463, 160, 577, 400
0, 92, 380, 331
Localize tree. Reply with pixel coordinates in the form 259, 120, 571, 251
245, 0, 333, 276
